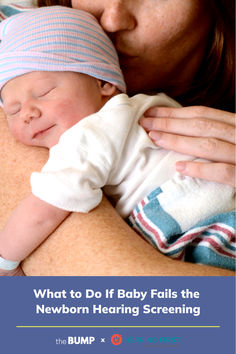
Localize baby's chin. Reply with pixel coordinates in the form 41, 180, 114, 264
46, 133, 64, 149
44, 139, 60, 149
33, 128, 63, 149
30, 137, 59, 149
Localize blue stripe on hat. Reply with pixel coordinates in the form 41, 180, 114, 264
0, 6, 126, 93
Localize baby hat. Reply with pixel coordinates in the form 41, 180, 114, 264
0, 6, 126, 93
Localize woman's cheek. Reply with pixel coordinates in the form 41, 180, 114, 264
71, 0, 92, 12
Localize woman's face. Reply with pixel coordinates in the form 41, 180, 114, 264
72, 0, 211, 96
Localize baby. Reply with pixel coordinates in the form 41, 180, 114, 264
0, 6, 235, 275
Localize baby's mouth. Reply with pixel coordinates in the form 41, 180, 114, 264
33, 125, 55, 139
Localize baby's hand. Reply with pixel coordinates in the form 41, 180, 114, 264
0, 265, 25, 276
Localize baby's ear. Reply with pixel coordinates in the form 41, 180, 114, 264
98, 80, 118, 97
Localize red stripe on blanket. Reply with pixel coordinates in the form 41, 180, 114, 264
211, 224, 235, 238
135, 211, 236, 258
192, 235, 236, 258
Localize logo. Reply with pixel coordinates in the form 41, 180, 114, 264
67, 336, 95, 345
111, 334, 122, 346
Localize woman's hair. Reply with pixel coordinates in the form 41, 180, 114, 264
37, 0, 235, 111
37, 0, 71, 6
181, 0, 235, 112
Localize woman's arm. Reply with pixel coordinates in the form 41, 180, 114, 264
140, 105, 235, 187
22, 196, 234, 276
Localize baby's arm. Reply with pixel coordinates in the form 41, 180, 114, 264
0, 193, 70, 275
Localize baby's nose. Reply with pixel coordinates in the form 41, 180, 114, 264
22, 106, 41, 124
24, 115, 33, 124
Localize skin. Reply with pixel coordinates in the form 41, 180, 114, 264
2, 71, 116, 148
141, 105, 236, 187
72, 0, 211, 96
0, 1, 234, 276
72, 0, 236, 187
0, 71, 234, 277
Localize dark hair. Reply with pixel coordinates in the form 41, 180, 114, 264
37, 0, 235, 111
179, 0, 235, 112
37, 0, 72, 7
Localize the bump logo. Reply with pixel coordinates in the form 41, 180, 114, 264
111, 334, 122, 346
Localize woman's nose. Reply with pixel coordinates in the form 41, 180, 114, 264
100, 1, 136, 32
21, 105, 41, 124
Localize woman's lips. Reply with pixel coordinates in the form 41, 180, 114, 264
118, 51, 137, 59
118, 52, 140, 66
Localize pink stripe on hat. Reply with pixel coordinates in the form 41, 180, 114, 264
0, 6, 126, 93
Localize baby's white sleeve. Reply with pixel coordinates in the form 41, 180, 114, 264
31, 124, 112, 213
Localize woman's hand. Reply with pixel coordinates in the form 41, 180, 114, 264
140, 105, 235, 187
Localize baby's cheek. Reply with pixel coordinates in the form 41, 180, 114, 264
8, 123, 27, 144
54, 98, 73, 114
54, 99, 83, 126
8, 122, 19, 139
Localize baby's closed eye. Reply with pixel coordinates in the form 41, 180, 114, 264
4, 104, 21, 117
35, 86, 56, 98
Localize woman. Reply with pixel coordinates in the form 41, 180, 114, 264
38, 0, 235, 186
2, 0, 234, 275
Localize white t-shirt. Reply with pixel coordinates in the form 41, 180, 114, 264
31, 93, 234, 223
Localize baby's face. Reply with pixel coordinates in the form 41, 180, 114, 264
1, 71, 112, 148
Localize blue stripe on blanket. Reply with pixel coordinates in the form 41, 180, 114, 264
0, 5, 21, 19
185, 244, 235, 270
128, 188, 236, 270
146, 187, 162, 200
195, 210, 235, 228
0, 5, 31, 22
128, 187, 182, 241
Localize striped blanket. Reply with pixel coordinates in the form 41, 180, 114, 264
128, 187, 235, 270
0, 3, 33, 21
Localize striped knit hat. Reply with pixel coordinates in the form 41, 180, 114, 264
0, 6, 126, 94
